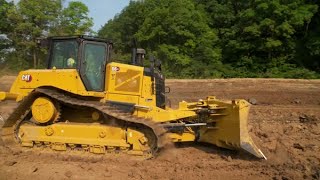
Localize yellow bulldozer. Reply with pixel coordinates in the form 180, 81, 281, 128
0, 36, 266, 159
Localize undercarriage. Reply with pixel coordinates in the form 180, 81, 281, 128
2, 88, 165, 158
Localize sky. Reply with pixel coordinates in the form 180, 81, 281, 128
66, 0, 131, 32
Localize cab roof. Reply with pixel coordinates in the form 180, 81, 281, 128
47, 35, 113, 44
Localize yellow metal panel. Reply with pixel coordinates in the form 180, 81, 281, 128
106, 62, 143, 96
140, 75, 154, 100
7, 69, 105, 101
106, 93, 139, 104
115, 75, 141, 93
19, 123, 130, 147
168, 132, 196, 142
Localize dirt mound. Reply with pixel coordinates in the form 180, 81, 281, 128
0, 77, 320, 179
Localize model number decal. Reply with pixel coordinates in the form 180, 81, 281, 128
22, 74, 32, 82
111, 66, 120, 72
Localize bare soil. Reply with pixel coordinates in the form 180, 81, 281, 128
0, 76, 319, 180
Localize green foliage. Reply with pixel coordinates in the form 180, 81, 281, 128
0, 0, 14, 63
99, 0, 320, 79
0, 0, 13, 34
265, 65, 319, 79
141, 0, 222, 78
6, 0, 62, 68
302, 1, 320, 72
0, 0, 93, 70
1, 0, 319, 79
98, 1, 146, 52
51, 1, 93, 36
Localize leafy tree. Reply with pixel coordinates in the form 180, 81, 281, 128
51, 1, 93, 36
0, 0, 13, 34
7, 0, 62, 68
98, 1, 146, 53
99, 0, 222, 78
303, 0, 320, 72
3, 0, 318, 78
200, 0, 318, 77
0, 0, 14, 64
3, 0, 93, 70
99, 0, 320, 78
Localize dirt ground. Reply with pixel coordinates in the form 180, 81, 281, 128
0, 76, 319, 180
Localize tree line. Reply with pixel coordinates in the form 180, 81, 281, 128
98, 0, 320, 78
1, 0, 319, 79
0, 0, 93, 70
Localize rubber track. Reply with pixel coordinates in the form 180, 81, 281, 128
2, 88, 167, 155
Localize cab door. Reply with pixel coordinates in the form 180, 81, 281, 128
80, 41, 108, 92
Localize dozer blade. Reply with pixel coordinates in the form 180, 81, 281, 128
198, 99, 266, 159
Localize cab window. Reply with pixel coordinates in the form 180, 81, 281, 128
82, 43, 106, 91
49, 40, 79, 69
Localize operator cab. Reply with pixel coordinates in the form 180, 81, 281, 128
41, 35, 166, 108
45, 36, 112, 92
